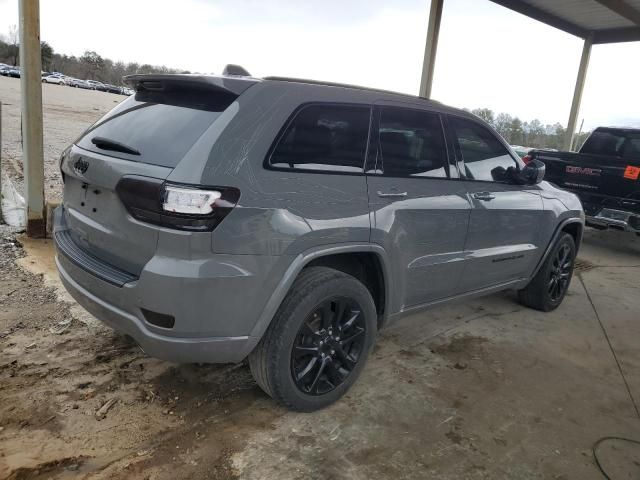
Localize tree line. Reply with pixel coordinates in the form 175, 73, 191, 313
0, 25, 188, 86
469, 108, 590, 150
2, 26, 589, 149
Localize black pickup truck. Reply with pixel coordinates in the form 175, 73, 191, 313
528, 127, 640, 234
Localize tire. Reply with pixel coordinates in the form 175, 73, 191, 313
518, 232, 576, 312
249, 266, 377, 412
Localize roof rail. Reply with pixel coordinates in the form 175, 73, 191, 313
264, 76, 440, 103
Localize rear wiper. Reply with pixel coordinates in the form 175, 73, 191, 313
91, 136, 140, 156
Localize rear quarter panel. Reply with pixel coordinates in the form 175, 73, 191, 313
168, 82, 377, 257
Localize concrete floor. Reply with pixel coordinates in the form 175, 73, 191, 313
1, 227, 639, 479
232, 228, 640, 480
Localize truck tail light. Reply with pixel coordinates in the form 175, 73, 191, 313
115, 175, 240, 232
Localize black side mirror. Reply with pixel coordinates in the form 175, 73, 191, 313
520, 159, 545, 185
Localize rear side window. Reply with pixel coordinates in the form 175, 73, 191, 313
622, 134, 640, 159
378, 107, 447, 178
581, 130, 626, 156
449, 116, 516, 182
76, 89, 235, 168
269, 104, 371, 173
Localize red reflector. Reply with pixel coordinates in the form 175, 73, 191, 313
522, 154, 532, 165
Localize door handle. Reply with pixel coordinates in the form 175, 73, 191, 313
473, 192, 495, 201
377, 191, 408, 198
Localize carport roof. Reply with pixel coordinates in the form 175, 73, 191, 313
489, 0, 640, 43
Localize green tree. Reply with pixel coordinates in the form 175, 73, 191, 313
524, 118, 545, 147
494, 113, 513, 140
79, 50, 104, 78
7, 24, 19, 66
471, 108, 495, 127
40, 41, 53, 71
509, 117, 524, 145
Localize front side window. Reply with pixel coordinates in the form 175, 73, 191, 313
377, 107, 448, 178
269, 104, 370, 173
449, 116, 517, 182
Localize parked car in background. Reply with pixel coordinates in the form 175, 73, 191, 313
511, 145, 534, 159
42, 74, 67, 85
528, 127, 640, 234
0, 65, 11, 76
54, 71, 584, 411
68, 78, 92, 89
103, 83, 123, 94
122, 87, 135, 96
6, 67, 21, 78
86, 80, 107, 91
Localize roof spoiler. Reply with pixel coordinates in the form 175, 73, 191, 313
123, 74, 258, 96
222, 64, 251, 76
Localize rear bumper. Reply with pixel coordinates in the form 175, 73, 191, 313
53, 206, 288, 363
57, 255, 254, 363
568, 192, 640, 233
585, 208, 640, 233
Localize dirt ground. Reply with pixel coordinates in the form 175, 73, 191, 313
1, 75, 640, 480
0, 75, 124, 203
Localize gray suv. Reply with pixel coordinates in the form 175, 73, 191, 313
54, 72, 584, 411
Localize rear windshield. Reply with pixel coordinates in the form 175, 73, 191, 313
580, 129, 628, 157
76, 89, 235, 168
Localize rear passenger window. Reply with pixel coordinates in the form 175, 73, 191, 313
449, 116, 517, 182
378, 107, 448, 178
269, 104, 370, 173
622, 135, 640, 159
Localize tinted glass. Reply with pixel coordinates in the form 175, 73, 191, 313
581, 130, 626, 156
622, 134, 640, 159
77, 90, 235, 168
449, 116, 516, 181
378, 107, 447, 178
269, 104, 370, 173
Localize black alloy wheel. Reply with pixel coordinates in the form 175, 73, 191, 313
518, 232, 576, 312
548, 242, 573, 302
291, 297, 366, 395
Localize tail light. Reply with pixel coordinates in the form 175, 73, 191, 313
59, 147, 71, 183
522, 154, 533, 165
115, 175, 240, 232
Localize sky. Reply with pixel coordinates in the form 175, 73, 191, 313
1, 0, 638, 130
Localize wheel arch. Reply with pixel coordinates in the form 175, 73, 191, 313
305, 252, 387, 329
530, 218, 584, 279
561, 221, 583, 251
248, 244, 392, 344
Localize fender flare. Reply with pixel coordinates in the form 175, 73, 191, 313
530, 217, 584, 279
246, 243, 392, 348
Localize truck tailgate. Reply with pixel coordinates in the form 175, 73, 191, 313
536, 151, 640, 213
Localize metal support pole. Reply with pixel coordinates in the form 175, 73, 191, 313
19, 0, 46, 237
419, 0, 444, 99
0, 101, 3, 224
564, 34, 593, 151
